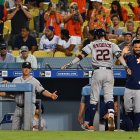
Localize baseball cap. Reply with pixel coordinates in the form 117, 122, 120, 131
20, 46, 29, 52
47, 26, 54, 32
0, 43, 7, 49
22, 62, 32, 69
90, 0, 102, 3
94, 28, 106, 37
122, 32, 132, 36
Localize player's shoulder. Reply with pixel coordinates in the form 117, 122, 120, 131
12, 77, 21, 83
124, 53, 134, 59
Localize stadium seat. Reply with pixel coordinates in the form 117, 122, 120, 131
51, 0, 59, 4
12, 50, 20, 57
4, 20, 11, 34
33, 50, 54, 57
54, 51, 66, 57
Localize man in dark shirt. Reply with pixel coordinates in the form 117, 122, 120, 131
124, 39, 140, 131
8, 0, 32, 46
13, 26, 37, 53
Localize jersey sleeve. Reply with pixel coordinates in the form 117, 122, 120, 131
82, 43, 92, 55
112, 43, 121, 55
35, 80, 45, 93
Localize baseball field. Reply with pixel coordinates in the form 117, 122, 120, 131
0, 131, 140, 140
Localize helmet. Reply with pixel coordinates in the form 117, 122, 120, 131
94, 28, 106, 38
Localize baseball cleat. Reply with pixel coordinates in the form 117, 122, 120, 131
108, 114, 115, 131
81, 123, 95, 131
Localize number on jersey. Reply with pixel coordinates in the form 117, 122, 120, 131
96, 49, 110, 60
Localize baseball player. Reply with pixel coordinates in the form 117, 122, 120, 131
123, 39, 140, 131
61, 28, 129, 131
0, 62, 58, 130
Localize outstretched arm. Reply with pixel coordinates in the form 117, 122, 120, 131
115, 51, 132, 75
42, 90, 58, 100
61, 50, 88, 69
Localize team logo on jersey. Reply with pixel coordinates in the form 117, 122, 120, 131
137, 58, 140, 64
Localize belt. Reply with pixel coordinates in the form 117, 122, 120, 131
17, 104, 24, 108
94, 67, 112, 70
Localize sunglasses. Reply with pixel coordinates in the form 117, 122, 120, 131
0, 47, 7, 50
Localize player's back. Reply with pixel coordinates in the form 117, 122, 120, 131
90, 39, 120, 68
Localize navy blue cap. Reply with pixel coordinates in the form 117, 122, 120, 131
22, 62, 32, 69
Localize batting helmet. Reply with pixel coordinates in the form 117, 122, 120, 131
94, 28, 106, 38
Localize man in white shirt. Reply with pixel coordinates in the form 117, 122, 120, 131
39, 26, 59, 52
16, 45, 37, 69
57, 29, 80, 56
5, 0, 15, 9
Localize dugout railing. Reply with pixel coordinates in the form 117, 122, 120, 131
81, 85, 125, 130
0, 83, 33, 130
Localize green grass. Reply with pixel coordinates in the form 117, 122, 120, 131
0, 131, 140, 140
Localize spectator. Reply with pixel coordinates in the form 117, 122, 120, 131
63, 2, 83, 46
44, 2, 62, 36
16, 45, 37, 69
125, 20, 135, 38
33, 102, 47, 131
110, 0, 128, 24
0, 43, 15, 63
119, 32, 133, 55
128, 0, 140, 21
83, 29, 95, 47
39, 26, 59, 52
5, 0, 16, 9
58, 0, 68, 13
72, 0, 86, 21
89, 0, 111, 32
13, 26, 37, 54
133, 27, 140, 40
57, 29, 81, 56
123, 39, 140, 131
8, 0, 32, 47
108, 14, 124, 43
86, 1, 94, 21
0, 2, 7, 43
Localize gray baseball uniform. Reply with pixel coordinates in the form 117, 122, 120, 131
11, 76, 45, 130
83, 39, 121, 104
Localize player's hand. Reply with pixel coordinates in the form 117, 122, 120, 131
61, 61, 73, 69
125, 67, 132, 75
61, 64, 69, 69
51, 91, 58, 100
78, 114, 83, 124
0, 92, 6, 96
0, 80, 10, 84
122, 47, 130, 55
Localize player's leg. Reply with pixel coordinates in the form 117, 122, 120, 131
12, 106, 23, 130
81, 95, 94, 131
133, 90, 140, 131
124, 88, 134, 130
89, 71, 102, 130
103, 71, 115, 131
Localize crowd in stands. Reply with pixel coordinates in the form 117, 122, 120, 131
0, 0, 140, 66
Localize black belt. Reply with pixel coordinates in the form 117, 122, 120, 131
17, 104, 24, 108
94, 67, 112, 70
